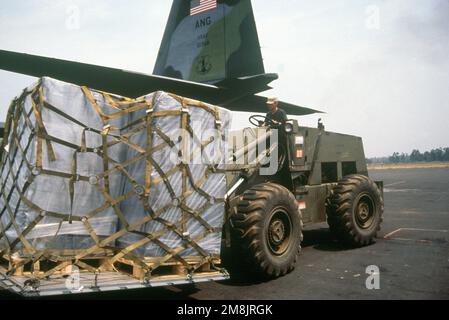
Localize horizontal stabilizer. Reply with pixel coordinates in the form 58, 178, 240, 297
223, 95, 324, 116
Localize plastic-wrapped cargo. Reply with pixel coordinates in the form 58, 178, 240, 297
0, 77, 231, 280
0, 78, 124, 251
118, 91, 231, 258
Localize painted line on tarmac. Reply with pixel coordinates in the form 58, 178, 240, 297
384, 228, 402, 239
402, 228, 448, 233
387, 237, 432, 244
384, 228, 448, 243
384, 181, 406, 187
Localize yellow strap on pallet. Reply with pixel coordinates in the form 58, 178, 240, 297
81, 86, 108, 122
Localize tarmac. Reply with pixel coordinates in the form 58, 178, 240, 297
1, 168, 448, 300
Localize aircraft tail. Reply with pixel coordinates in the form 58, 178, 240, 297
0, 0, 323, 116
153, 0, 265, 84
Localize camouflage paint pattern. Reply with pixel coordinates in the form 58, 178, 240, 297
154, 0, 264, 84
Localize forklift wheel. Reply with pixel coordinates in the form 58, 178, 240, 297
231, 182, 303, 279
326, 174, 384, 247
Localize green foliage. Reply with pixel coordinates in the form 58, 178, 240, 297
368, 147, 449, 164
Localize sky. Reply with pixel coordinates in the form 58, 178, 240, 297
0, 0, 448, 157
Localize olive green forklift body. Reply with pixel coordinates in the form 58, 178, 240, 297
225, 119, 379, 226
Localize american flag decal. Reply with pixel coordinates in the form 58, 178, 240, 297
190, 0, 217, 16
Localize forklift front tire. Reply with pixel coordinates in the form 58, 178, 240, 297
231, 182, 303, 279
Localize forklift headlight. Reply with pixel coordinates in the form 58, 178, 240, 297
284, 122, 294, 134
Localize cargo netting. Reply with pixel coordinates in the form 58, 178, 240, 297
0, 77, 231, 281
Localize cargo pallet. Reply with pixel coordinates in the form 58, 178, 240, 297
0, 253, 228, 297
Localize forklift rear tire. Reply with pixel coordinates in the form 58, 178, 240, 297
231, 182, 303, 279
326, 174, 384, 247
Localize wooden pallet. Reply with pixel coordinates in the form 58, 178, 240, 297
0, 253, 222, 281
115, 256, 221, 280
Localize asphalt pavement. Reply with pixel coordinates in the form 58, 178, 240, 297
1, 168, 448, 300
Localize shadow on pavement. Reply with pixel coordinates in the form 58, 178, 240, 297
302, 228, 353, 252
220, 228, 354, 288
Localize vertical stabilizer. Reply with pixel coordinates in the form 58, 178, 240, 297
153, 0, 265, 84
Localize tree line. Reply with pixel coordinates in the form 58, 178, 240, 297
367, 147, 449, 164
